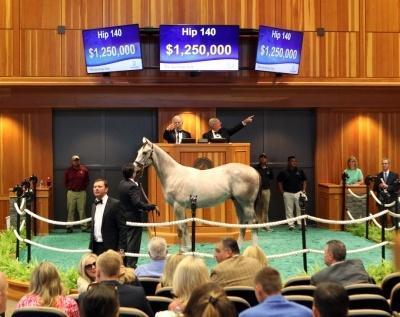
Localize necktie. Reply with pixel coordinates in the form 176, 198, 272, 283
95, 199, 103, 205
384, 172, 388, 182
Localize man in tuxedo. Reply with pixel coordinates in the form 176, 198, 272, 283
89, 178, 127, 256
202, 115, 254, 142
163, 115, 191, 144
373, 158, 399, 204
310, 240, 370, 286
118, 163, 157, 268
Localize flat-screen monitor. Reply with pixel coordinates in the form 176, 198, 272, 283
82, 24, 143, 74
255, 25, 303, 75
181, 138, 196, 144
159, 25, 239, 71
209, 138, 227, 143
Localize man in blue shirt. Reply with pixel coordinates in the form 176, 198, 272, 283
239, 267, 312, 317
135, 236, 167, 277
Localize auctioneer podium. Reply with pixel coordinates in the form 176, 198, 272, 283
147, 143, 250, 243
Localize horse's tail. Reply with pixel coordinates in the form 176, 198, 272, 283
254, 175, 263, 223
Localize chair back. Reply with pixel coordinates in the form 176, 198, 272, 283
12, 307, 68, 317
281, 285, 316, 297
146, 296, 173, 314
284, 295, 314, 309
381, 272, 400, 299
154, 286, 174, 298
284, 276, 311, 288
224, 286, 258, 306
348, 294, 391, 313
227, 296, 250, 314
347, 309, 392, 316
119, 307, 149, 317
390, 283, 400, 313
138, 277, 161, 296
345, 283, 384, 297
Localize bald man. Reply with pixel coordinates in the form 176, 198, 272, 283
163, 115, 192, 144
0, 272, 7, 317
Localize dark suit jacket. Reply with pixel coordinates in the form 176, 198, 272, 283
118, 179, 153, 222
163, 129, 191, 143
373, 171, 399, 202
310, 259, 370, 286
202, 122, 245, 142
89, 196, 127, 252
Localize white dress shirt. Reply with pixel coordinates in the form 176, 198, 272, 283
94, 194, 108, 242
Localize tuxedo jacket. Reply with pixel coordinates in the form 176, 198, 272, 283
202, 122, 245, 142
373, 171, 399, 200
310, 259, 370, 286
89, 196, 127, 252
163, 129, 191, 143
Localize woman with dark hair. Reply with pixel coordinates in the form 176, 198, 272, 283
80, 283, 119, 317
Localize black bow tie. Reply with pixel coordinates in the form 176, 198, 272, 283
95, 199, 103, 205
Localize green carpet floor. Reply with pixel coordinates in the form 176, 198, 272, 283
20, 225, 391, 281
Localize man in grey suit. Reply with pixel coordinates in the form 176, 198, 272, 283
311, 240, 370, 286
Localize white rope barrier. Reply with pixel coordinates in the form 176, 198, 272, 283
370, 214, 396, 231
387, 210, 400, 218
126, 218, 193, 228
14, 202, 25, 216
23, 207, 91, 226
346, 209, 356, 221
347, 188, 367, 199
13, 230, 91, 253
308, 209, 388, 225
370, 190, 396, 207
347, 241, 389, 254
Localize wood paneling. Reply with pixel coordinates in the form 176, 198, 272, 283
0, 0, 13, 29
20, 30, 62, 76
0, 30, 13, 76
321, 0, 359, 31
20, 0, 61, 29
277, 0, 319, 31
0, 110, 53, 229
62, 30, 86, 76
108, 0, 149, 27
366, 0, 400, 32
64, 0, 104, 29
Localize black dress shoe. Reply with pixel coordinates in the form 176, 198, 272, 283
66, 228, 73, 233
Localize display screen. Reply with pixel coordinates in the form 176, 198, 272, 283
82, 24, 142, 74
255, 26, 303, 74
159, 25, 239, 71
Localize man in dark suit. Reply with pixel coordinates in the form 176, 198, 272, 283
92, 250, 154, 316
89, 178, 127, 256
119, 163, 156, 268
311, 240, 370, 286
202, 115, 254, 142
163, 115, 191, 144
373, 158, 399, 204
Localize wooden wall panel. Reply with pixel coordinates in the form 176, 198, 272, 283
0, 110, 53, 229
64, 0, 105, 29
366, 33, 400, 77
277, 0, 319, 31
366, 0, 400, 32
20, 30, 62, 76
108, 0, 149, 27
0, 0, 13, 28
320, 0, 359, 31
0, 30, 13, 76
20, 0, 61, 29
62, 30, 86, 76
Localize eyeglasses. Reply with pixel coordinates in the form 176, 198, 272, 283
84, 262, 96, 270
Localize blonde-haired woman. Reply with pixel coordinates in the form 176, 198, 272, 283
77, 253, 97, 293
156, 253, 185, 292
243, 245, 268, 267
16, 261, 79, 317
343, 156, 363, 185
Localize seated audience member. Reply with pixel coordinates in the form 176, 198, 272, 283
239, 267, 312, 317
156, 253, 185, 292
312, 282, 348, 317
211, 238, 264, 287
343, 156, 363, 185
136, 236, 168, 277
79, 283, 119, 317
119, 263, 140, 286
16, 262, 79, 317
243, 245, 268, 267
311, 240, 370, 286
168, 256, 210, 313
77, 253, 97, 293
93, 249, 154, 317
202, 115, 254, 142
163, 115, 191, 144
0, 272, 7, 317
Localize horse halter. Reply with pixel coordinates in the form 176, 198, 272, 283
134, 143, 154, 169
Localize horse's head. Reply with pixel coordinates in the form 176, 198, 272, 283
133, 137, 154, 174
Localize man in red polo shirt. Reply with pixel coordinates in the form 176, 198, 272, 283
65, 154, 89, 233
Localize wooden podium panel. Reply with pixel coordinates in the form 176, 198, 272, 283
9, 186, 53, 235
317, 183, 367, 230
148, 143, 250, 243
